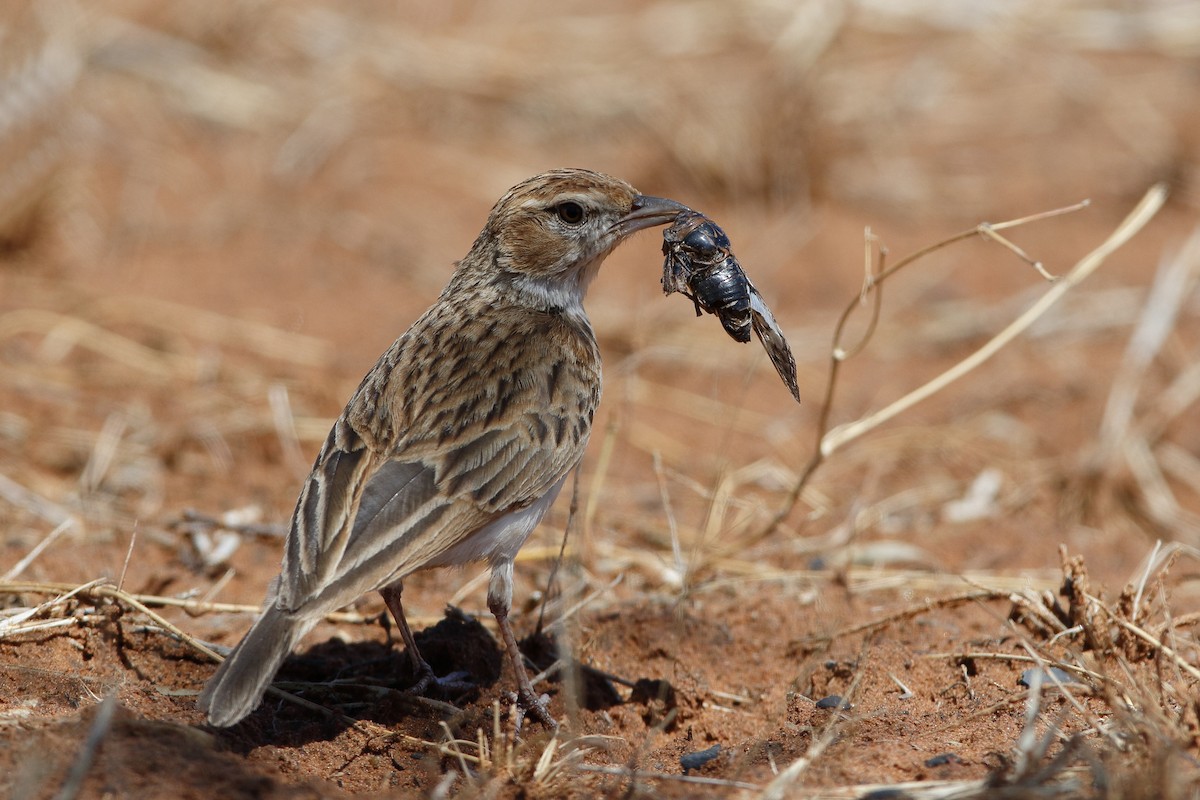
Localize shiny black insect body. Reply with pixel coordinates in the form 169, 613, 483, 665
661, 209, 800, 403
661, 211, 752, 343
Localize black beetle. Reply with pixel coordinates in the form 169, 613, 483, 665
660, 210, 800, 402
662, 211, 753, 343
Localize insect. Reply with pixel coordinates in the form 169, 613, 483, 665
662, 211, 751, 342
661, 210, 800, 402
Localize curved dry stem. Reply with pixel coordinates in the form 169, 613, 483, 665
833, 228, 886, 361
822, 185, 1165, 457
754, 189, 1160, 542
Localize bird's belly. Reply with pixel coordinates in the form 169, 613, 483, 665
429, 475, 567, 568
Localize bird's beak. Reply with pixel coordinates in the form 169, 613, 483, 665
613, 194, 690, 236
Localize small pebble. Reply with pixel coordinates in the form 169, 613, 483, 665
924, 752, 961, 768
1018, 667, 1076, 688
680, 744, 720, 774
815, 695, 852, 710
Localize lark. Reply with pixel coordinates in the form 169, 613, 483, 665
199, 169, 686, 728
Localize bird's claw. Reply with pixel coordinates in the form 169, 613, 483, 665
406, 667, 475, 699
508, 688, 557, 734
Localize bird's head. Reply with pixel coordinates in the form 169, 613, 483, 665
459, 168, 687, 311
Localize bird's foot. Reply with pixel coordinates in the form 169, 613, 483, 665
406, 665, 475, 699
509, 688, 557, 734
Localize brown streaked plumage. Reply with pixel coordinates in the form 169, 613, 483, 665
198, 169, 686, 728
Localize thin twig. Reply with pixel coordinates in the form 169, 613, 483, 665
54, 692, 119, 800
2, 519, 73, 581
0, 472, 77, 528
268, 383, 311, 481
536, 465, 580, 636
756, 185, 1164, 540
116, 523, 137, 594
1098, 601, 1200, 683
917, 652, 1105, 686
1093, 226, 1200, 472
0, 580, 374, 624
795, 589, 1006, 651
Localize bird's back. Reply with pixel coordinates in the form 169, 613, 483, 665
276, 295, 601, 616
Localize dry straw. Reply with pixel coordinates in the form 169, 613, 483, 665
760, 183, 1168, 540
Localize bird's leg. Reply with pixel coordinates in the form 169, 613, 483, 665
379, 581, 471, 696
488, 562, 557, 730
379, 581, 426, 676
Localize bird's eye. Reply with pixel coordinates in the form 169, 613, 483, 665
555, 201, 586, 225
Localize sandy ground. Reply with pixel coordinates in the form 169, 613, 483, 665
2, 2, 1200, 798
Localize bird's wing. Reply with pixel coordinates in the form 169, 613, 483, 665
747, 282, 800, 403
276, 416, 384, 609
275, 310, 598, 614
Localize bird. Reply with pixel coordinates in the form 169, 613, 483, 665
198, 168, 687, 729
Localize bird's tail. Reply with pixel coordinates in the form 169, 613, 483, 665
198, 604, 315, 727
